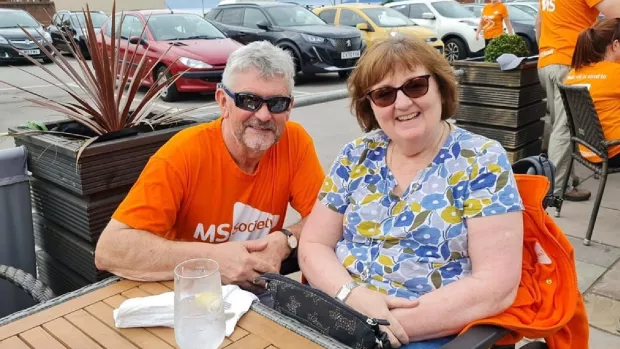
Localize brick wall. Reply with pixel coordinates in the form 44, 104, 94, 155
0, 1, 57, 25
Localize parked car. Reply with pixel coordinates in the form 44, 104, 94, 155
98, 10, 243, 102
47, 10, 108, 58
0, 9, 54, 64
503, 1, 539, 16
313, 4, 445, 57
385, 0, 483, 62
205, 1, 365, 78
462, 3, 538, 55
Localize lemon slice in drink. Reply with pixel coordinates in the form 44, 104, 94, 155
195, 292, 223, 313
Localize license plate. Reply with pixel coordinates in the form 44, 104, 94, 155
21, 49, 40, 55
341, 50, 360, 59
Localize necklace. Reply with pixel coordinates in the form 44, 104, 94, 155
358, 122, 448, 283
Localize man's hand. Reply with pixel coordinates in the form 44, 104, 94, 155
250, 231, 291, 273
345, 287, 419, 348
209, 240, 278, 290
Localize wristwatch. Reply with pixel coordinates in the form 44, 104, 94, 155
335, 281, 360, 303
280, 228, 298, 251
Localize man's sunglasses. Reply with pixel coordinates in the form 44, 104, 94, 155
366, 75, 432, 108
220, 84, 292, 114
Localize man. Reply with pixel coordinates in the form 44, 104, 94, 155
475, 0, 514, 46
94, 41, 325, 290
536, 0, 620, 201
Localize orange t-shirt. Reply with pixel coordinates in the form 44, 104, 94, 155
112, 117, 325, 243
538, 0, 602, 68
564, 61, 620, 162
481, 3, 508, 40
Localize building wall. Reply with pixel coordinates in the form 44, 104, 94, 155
52, 0, 167, 14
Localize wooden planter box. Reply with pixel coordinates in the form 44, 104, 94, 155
451, 57, 546, 162
10, 118, 199, 295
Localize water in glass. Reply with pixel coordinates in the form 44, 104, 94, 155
174, 259, 226, 349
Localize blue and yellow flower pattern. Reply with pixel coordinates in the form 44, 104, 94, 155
318, 126, 524, 300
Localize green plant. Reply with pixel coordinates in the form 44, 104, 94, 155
0, 0, 197, 141
484, 34, 529, 63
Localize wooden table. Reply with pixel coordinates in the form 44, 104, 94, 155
0, 279, 325, 349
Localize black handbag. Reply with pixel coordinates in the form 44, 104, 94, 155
257, 273, 393, 349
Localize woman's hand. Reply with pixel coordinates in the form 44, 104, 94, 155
345, 286, 420, 347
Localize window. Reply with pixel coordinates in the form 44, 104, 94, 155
318, 9, 336, 24
70, 12, 109, 29
506, 6, 535, 22
391, 5, 410, 17
338, 9, 365, 27
264, 5, 325, 27
464, 5, 482, 17
513, 5, 538, 17
120, 15, 144, 39
408, 3, 433, 19
0, 10, 40, 28
431, 1, 476, 19
243, 8, 268, 28
148, 14, 226, 41
104, 15, 122, 37
219, 8, 243, 26
361, 8, 413, 27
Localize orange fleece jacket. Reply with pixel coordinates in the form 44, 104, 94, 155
463, 174, 589, 348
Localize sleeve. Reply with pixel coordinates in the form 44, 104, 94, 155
463, 141, 524, 219
502, 4, 509, 18
289, 133, 326, 218
317, 142, 354, 214
112, 156, 186, 237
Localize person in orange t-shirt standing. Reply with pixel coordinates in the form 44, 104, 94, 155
475, 0, 514, 47
565, 18, 620, 164
536, 0, 620, 202
94, 41, 325, 291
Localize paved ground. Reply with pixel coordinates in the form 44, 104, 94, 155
1, 56, 619, 347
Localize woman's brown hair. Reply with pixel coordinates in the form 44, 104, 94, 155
347, 35, 459, 133
572, 18, 620, 70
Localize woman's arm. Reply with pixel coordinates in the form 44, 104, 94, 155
391, 211, 523, 341
504, 16, 514, 35
298, 200, 355, 296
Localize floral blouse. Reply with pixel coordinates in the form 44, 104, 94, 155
319, 125, 524, 300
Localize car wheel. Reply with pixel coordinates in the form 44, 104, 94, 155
444, 38, 467, 62
156, 66, 180, 102
520, 35, 536, 56
338, 70, 351, 79
280, 46, 300, 76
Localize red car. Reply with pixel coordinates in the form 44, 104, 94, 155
98, 10, 243, 102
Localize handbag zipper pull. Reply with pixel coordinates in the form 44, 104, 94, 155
367, 318, 390, 326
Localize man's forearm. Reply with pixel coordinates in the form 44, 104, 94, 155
393, 274, 518, 342
95, 228, 214, 282
283, 217, 307, 242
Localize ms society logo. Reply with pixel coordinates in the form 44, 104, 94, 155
193, 203, 280, 243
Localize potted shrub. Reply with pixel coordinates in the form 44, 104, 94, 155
1, 2, 201, 294
451, 34, 546, 163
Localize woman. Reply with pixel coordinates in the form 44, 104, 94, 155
298, 35, 524, 349
564, 18, 620, 165
475, 0, 514, 46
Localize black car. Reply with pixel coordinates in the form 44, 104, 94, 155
205, 2, 365, 78
0, 9, 54, 64
47, 10, 109, 58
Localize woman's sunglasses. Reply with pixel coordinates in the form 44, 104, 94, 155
366, 75, 432, 108
220, 84, 292, 114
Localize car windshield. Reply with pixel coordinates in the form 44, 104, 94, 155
431, 1, 476, 19
148, 13, 226, 41
361, 8, 413, 27
265, 5, 326, 27
0, 11, 40, 28
70, 13, 109, 28
507, 5, 535, 21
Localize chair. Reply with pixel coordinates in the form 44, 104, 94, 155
0, 264, 55, 304
557, 84, 620, 246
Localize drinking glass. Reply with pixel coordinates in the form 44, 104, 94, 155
174, 258, 226, 349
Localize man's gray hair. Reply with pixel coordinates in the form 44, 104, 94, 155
222, 41, 296, 93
